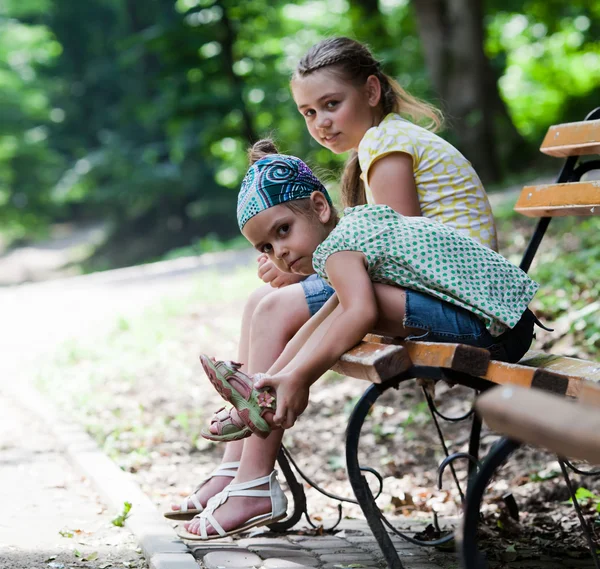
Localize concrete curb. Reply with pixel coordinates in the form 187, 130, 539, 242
5, 381, 198, 569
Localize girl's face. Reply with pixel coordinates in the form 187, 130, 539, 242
291, 69, 381, 154
242, 194, 332, 276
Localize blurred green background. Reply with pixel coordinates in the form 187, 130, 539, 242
1, 0, 598, 269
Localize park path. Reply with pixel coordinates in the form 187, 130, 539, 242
0, 249, 254, 569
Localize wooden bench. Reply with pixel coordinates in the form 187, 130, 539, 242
329, 109, 600, 569
475, 384, 600, 465
459, 383, 600, 569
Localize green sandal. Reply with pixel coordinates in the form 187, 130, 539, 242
199, 355, 276, 439
201, 406, 252, 442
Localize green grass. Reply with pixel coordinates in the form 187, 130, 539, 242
494, 204, 600, 357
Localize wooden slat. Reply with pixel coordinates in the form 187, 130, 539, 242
481, 350, 600, 399
476, 385, 600, 463
514, 181, 600, 217
334, 338, 490, 382
364, 334, 490, 374
335, 340, 600, 401
541, 119, 600, 157
403, 341, 490, 376
519, 351, 600, 383
332, 342, 411, 383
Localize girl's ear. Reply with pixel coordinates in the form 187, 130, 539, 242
365, 75, 382, 108
311, 192, 332, 224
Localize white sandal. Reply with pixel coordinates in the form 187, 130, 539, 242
176, 470, 287, 540
163, 461, 240, 520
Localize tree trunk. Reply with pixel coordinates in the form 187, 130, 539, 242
218, 1, 258, 144
412, 0, 526, 183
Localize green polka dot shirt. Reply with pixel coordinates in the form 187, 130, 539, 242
312, 205, 539, 337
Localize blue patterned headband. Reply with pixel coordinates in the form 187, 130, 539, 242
237, 154, 332, 230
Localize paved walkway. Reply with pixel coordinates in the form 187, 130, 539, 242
186, 519, 457, 569
0, 388, 147, 569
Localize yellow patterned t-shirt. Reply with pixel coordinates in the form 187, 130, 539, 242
358, 113, 498, 251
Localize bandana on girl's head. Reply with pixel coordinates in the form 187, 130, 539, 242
237, 154, 332, 230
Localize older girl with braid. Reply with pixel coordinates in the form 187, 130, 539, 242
165, 37, 500, 534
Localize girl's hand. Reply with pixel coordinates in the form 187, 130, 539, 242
255, 372, 310, 429
257, 255, 305, 288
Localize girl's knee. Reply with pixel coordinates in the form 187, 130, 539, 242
244, 284, 276, 319
253, 285, 310, 334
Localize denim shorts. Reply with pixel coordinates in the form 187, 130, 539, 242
404, 290, 535, 363
300, 274, 335, 316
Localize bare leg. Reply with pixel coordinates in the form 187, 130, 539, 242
185, 283, 311, 533
172, 283, 310, 513
187, 285, 415, 536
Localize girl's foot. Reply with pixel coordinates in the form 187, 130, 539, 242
178, 471, 287, 540
200, 356, 277, 438
201, 406, 252, 442
163, 461, 240, 520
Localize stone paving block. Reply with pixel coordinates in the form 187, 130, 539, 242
322, 561, 384, 569
342, 536, 379, 543
237, 537, 302, 548
150, 552, 201, 569
294, 538, 351, 549
262, 556, 321, 567
190, 545, 242, 560
261, 559, 319, 569
318, 553, 376, 564
309, 547, 359, 555
203, 549, 263, 569
286, 535, 313, 543
250, 548, 317, 558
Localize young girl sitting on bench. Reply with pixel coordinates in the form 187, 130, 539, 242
177, 141, 540, 541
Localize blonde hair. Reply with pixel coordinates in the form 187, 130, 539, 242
294, 37, 443, 208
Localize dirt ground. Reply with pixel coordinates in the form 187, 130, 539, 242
2, 199, 598, 567
31, 285, 599, 566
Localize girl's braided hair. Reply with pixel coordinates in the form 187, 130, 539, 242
294, 37, 443, 208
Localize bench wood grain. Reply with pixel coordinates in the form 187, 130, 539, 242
333, 338, 600, 401
541, 119, 600, 157
515, 181, 600, 217
333, 339, 491, 382
476, 385, 600, 464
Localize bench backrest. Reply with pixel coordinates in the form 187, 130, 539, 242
514, 108, 600, 273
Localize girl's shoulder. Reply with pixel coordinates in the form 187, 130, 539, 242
358, 113, 439, 167
361, 113, 431, 144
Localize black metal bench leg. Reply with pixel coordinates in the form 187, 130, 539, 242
467, 413, 482, 484
346, 383, 405, 569
461, 437, 520, 569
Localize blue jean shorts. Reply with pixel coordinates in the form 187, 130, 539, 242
300, 274, 335, 316
404, 290, 535, 363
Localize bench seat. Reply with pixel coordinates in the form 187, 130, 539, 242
476, 385, 600, 464
333, 338, 600, 400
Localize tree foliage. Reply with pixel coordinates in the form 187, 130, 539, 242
1, 0, 598, 266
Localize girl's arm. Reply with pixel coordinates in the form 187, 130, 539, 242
287, 251, 377, 378
368, 152, 421, 216
256, 251, 377, 426
266, 293, 339, 376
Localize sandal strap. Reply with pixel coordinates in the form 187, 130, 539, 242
210, 461, 240, 477
191, 470, 287, 539
178, 461, 240, 513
